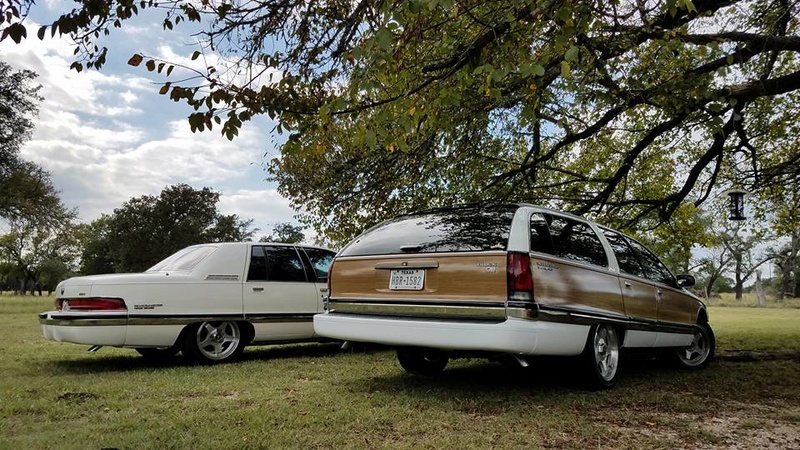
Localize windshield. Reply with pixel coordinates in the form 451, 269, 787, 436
146, 245, 217, 272
340, 204, 517, 256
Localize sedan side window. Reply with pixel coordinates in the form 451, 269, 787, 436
247, 246, 268, 282
301, 248, 336, 282
265, 246, 308, 282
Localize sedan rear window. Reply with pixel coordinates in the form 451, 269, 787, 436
340, 204, 517, 256
147, 245, 217, 272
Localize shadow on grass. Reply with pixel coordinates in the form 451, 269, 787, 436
42, 341, 357, 375
343, 353, 706, 398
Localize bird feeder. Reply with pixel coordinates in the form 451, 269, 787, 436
726, 189, 747, 221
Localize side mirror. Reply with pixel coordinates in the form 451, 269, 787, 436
676, 274, 695, 288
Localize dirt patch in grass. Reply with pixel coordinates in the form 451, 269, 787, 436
611, 401, 800, 449
56, 392, 98, 402
717, 350, 800, 362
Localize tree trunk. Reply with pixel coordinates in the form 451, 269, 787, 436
735, 271, 744, 300
734, 257, 744, 301
780, 261, 794, 302
783, 234, 800, 300
755, 271, 766, 307
705, 273, 719, 298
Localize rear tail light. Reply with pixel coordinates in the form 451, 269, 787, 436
327, 261, 334, 293
507, 252, 534, 302
324, 261, 334, 311
57, 297, 127, 312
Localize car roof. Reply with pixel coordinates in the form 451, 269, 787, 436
404, 202, 593, 224
193, 242, 334, 252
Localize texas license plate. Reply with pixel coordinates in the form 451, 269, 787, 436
389, 269, 424, 290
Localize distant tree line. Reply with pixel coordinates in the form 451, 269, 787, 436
0, 176, 313, 293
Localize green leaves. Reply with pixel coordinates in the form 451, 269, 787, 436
0, 23, 26, 44
6, 0, 798, 243
375, 28, 394, 51
97, 184, 255, 272
564, 46, 579, 62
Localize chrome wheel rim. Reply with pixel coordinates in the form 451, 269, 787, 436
594, 325, 619, 382
195, 321, 240, 360
678, 328, 711, 367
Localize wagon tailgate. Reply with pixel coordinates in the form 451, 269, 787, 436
330, 252, 507, 305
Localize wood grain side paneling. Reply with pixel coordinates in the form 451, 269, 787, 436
531, 256, 625, 316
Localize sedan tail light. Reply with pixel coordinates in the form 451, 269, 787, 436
57, 297, 127, 312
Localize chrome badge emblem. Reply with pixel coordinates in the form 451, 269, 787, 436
477, 262, 497, 273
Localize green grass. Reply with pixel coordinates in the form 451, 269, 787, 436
706, 292, 800, 308
711, 307, 800, 352
1, 295, 798, 449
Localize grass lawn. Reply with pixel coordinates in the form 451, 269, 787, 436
1, 295, 798, 449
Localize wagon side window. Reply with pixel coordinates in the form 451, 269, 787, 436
548, 216, 608, 267
530, 213, 555, 254
265, 246, 308, 282
247, 246, 268, 281
603, 230, 646, 278
625, 238, 676, 287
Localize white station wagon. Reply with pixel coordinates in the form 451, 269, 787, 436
40, 242, 336, 364
314, 204, 715, 388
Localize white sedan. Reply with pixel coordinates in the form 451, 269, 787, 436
40, 242, 336, 364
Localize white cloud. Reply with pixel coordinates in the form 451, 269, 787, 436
2, 21, 301, 236
219, 189, 297, 226
218, 189, 320, 244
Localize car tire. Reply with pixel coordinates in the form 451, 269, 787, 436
673, 322, 715, 369
181, 321, 243, 364
396, 347, 449, 376
583, 324, 621, 390
135, 347, 179, 360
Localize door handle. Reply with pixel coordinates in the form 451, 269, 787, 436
623, 281, 632, 288
252, 287, 264, 292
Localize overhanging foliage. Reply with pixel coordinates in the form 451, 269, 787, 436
3, 0, 799, 243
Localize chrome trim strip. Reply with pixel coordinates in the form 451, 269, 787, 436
329, 298, 504, 308
250, 337, 330, 345
205, 274, 240, 281
325, 301, 698, 335
246, 314, 314, 324
39, 313, 314, 327
507, 306, 697, 334
336, 251, 507, 261
40, 317, 128, 327
329, 301, 505, 320
374, 260, 440, 269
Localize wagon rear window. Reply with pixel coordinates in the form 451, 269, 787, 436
340, 204, 517, 256
147, 245, 217, 272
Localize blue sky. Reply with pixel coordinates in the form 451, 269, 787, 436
1, 2, 301, 239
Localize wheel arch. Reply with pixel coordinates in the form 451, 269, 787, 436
239, 320, 255, 346
696, 306, 709, 325
176, 320, 255, 346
